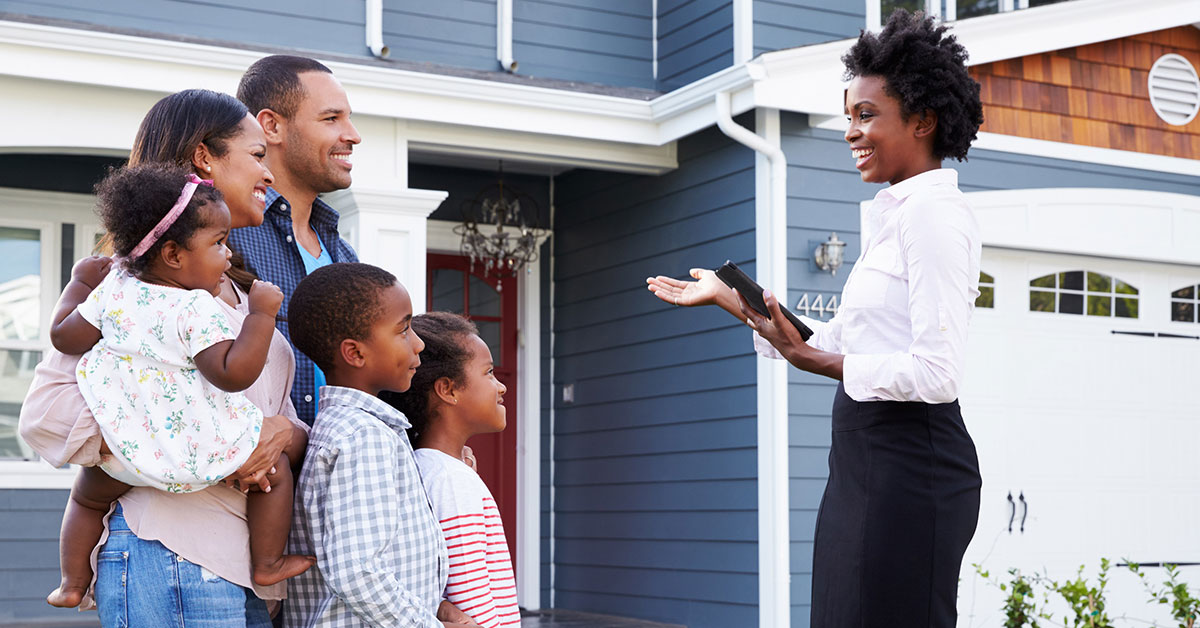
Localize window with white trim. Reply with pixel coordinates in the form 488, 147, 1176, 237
1170, 284, 1200, 323
0, 224, 52, 459
872, 0, 1074, 29
1029, 270, 1138, 318
976, 271, 994, 308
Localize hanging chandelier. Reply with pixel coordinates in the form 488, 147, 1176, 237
454, 162, 545, 277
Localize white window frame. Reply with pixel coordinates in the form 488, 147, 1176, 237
869, 0, 1028, 29
0, 186, 99, 489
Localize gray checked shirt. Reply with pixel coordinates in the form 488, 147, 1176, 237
284, 386, 448, 628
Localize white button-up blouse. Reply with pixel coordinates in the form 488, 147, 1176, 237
756, 168, 981, 404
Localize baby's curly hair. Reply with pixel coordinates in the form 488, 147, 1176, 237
94, 163, 225, 275
379, 312, 478, 445
842, 9, 984, 161
288, 263, 398, 373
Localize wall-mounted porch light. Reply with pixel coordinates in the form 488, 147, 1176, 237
813, 232, 846, 275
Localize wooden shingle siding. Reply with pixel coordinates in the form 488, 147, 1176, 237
970, 26, 1200, 158
0, 0, 365, 57
384, 1, 497, 71
0, 489, 97, 627
656, 0, 733, 91
551, 124, 757, 627
513, 0, 654, 89
752, 0, 865, 57
779, 109, 1200, 625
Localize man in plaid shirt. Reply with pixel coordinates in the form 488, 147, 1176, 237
284, 263, 477, 627
231, 55, 361, 425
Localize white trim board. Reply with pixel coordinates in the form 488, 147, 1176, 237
964, 187, 1200, 265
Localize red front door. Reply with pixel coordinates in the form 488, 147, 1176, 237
426, 253, 519, 567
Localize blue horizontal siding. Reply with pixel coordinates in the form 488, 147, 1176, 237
513, 0, 653, 88
383, 1, 496, 71
0, 488, 98, 627
779, 110, 1200, 626
2, 0, 365, 57
752, 0, 864, 56
551, 124, 757, 627
657, 0, 733, 91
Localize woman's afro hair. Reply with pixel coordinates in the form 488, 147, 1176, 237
842, 9, 984, 161
94, 163, 224, 275
379, 312, 478, 445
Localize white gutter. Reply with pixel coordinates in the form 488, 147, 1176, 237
497, 0, 518, 72
365, 0, 389, 58
733, 0, 753, 65
713, 92, 790, 628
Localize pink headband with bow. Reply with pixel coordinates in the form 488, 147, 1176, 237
130, 173, 214, 259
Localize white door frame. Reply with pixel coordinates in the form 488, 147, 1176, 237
427, 219, 548, 610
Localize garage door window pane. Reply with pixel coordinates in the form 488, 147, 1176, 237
1030, 290, 1055, 312
1030, 274, 1055, 289
976, 271, 994, 308
1170, 283, 1200, 323
1115, 298, 1138, 319
1087, 295, 1111, 317
1060, 292, 1083, 314
1173, 301, 1195, 323
1059, 271, 1083, 291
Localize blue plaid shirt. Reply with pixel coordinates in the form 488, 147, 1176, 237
227, 188, 358, 425
285, 386, 448, 628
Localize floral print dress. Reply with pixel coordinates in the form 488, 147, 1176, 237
76, 270, 262, 492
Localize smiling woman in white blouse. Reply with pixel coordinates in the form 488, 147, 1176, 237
647, 10, 985, 627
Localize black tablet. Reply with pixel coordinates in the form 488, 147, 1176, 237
715, 260, 814, 342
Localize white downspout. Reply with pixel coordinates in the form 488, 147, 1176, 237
365, 0, 389, 58
497, 0, 518, 72
714, 91, 790, 628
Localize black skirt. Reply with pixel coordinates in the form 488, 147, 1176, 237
810, 383, 982, 628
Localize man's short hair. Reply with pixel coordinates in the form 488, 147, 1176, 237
288, 263, 398, 372
237, 55, 333, 119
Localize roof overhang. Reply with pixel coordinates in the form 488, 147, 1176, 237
0, 0, 1197, 167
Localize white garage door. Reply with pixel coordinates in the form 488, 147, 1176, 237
952, 189, 1200, 626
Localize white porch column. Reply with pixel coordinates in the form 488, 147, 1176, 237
337, 186, 449, 314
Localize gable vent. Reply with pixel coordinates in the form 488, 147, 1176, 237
1148, 53, 1200, 126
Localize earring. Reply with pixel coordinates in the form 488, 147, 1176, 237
205, 166, 212, 172
452, 398, 457, 404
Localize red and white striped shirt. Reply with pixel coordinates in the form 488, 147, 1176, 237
415, 448, 521, 628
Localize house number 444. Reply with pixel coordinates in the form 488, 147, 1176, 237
795, 293, 838, 318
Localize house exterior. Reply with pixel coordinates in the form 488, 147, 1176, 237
0, 0, 1198, 626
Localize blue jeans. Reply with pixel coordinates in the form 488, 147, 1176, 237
96, 504, 271, 628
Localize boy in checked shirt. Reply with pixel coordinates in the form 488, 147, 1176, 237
283, 263, 478, 628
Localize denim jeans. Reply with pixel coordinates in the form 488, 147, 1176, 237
96, 504, 271, 628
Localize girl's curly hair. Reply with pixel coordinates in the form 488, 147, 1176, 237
379, 312, 479, 445
94, 163, 225, 275
842, 9, 984, 161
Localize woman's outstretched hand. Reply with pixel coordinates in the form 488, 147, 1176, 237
647, 268, 742, 317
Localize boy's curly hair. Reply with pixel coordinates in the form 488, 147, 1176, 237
842, 9, 984, 161
288, 263, 398, 373
94, 163, 225, 275
379, 312, 478, 445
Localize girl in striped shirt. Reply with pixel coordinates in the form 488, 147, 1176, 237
385, 311, 522, 628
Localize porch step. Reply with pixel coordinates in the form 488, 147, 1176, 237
521, 609, 687, 628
